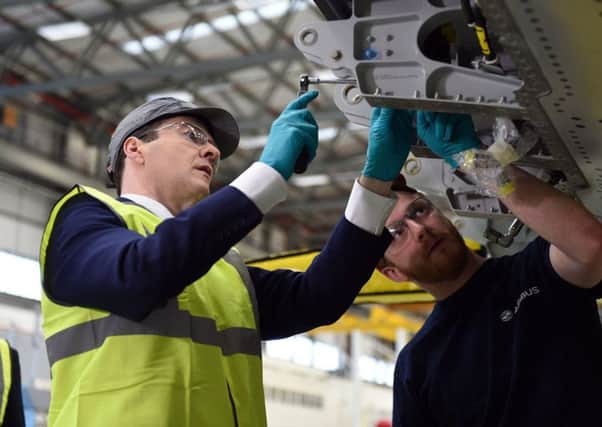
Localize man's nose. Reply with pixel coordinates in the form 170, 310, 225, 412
200, 143, 220, 162
406, 219, 427, 241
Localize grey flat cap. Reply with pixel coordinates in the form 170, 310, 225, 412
106, 97, 239, 182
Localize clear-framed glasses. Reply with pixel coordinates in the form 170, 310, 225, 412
386, 197, 435, 244
153, 121, 215, 148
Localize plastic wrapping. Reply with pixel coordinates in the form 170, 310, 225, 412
452, 149, 515, 197
489, 117, 538, 166
448, 117, 539, 196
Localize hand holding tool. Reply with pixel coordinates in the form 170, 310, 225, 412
260, 90, 320, 180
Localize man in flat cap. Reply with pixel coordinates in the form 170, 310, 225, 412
39, 94, 416, 427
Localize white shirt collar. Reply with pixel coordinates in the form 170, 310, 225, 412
120, 194, 174, 219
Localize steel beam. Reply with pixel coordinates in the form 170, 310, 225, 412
0, 0, 175, 47
0, 49, 303, 98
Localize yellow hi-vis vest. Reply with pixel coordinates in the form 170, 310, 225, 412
0, 339, 12, 425
39, 185, 266, 427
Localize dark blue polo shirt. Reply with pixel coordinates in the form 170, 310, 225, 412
393, 237, 602, 427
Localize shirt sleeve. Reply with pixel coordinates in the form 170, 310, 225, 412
229, 162, 287, 214
250, 217, 392, 339
513, 237, 602, 298
344, 179, 397, 235
44, 186, 263, 321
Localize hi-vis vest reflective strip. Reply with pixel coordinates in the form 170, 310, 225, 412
0, 339, 12, 424
45, 250, 260, 366
39, 185, 266, 427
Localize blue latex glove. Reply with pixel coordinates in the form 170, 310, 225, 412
259, 91, 319, 180
362, 107, 414, 181
416, 111, 481, 168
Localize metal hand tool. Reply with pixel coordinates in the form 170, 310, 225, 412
294, 74, 357, 173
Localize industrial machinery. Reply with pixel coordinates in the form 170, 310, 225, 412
293, 0, 602, 254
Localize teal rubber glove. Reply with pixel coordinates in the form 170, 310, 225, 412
416, 111, 481, 168
259, 90, 319, 180
362, 107, 414, 181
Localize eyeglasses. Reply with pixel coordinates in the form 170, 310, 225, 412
386, 197, 435, 244
153, 121, 215, 148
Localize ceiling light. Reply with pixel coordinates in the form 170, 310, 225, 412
212, 15, 238, 32
121, 0, 308, 55
290, 174, 331, 188
238, 135, 267, 149
318, 127, 338, 141
38, 21, 90, 41
234, 0, 273, 10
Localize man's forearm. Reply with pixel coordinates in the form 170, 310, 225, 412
498, 165, 602, 265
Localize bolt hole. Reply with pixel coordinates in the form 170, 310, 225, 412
300, 29, 318, 46
343, 85, 363, 105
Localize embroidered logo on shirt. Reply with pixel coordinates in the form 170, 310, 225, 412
500, 310, 513, 322
500, 286, 541, 322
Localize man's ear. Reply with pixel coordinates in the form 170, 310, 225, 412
378, 263, 410, 283
123, 136, 145, 165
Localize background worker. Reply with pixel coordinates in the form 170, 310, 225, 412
378, 111, 602, 426
0, 338, 25, 427
39, 94, 415, 427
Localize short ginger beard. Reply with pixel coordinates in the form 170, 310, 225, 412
390, 220, 470, 284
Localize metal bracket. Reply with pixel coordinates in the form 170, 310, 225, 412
295, 0, 526, 127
